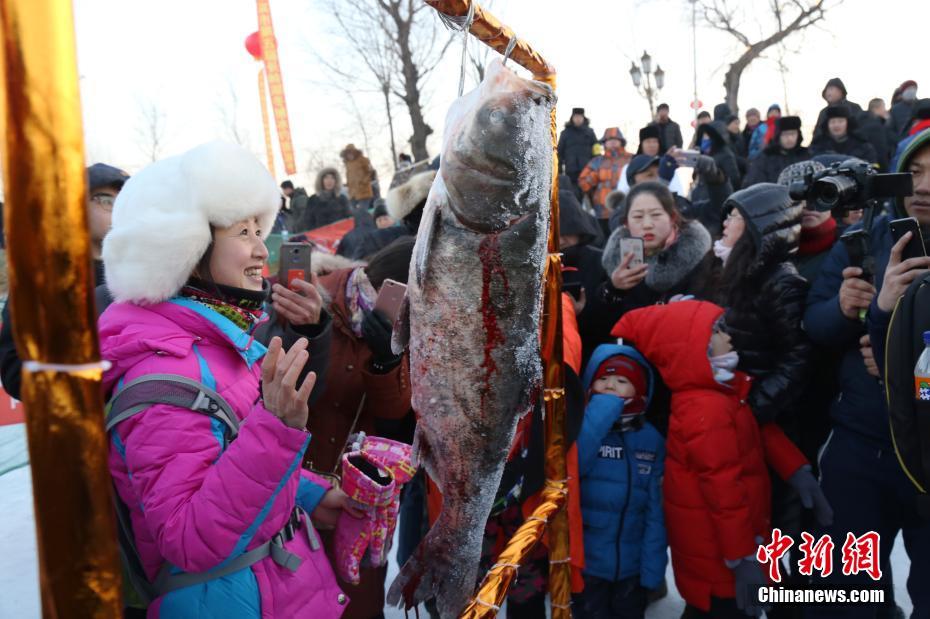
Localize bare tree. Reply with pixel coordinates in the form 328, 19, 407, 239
135, 100, 167, 163
316, 0, 453, 163
216, 80, 250, 148
697, 0, 841, 114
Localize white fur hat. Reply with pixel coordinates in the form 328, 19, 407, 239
103, 141, 280, 304
386, 170, 436, 221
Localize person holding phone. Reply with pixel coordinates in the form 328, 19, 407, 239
804, 129, 930, 617
99, 141, 353, 617
313, 236, 416, 618
589, 182, 716, 354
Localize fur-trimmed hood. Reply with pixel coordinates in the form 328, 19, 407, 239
102, 141, 281, 305
602, 219, 712, 293
386, 170, 436, 221
314, 166, 342, 194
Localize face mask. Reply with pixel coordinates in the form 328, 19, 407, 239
710, 350, 740, 384
700, 137, 713, 154
903, 87, 918, 102
713, 239, 732, 264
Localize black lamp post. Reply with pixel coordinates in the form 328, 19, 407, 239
629, 50, 664, 119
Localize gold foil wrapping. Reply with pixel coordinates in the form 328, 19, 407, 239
425, 3, 572, 617
258, 68, 276, 173
256, 0, 297, 175
0, 0, 121, 616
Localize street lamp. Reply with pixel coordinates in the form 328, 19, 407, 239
629, 50, 664, 119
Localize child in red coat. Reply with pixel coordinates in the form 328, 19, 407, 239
613, 300, 831, 618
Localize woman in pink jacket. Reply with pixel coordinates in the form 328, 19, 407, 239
99, 141, 350, 618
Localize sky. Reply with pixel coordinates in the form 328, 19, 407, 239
58, 0, 926, 192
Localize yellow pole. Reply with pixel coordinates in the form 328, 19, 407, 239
258, 68, 276, 174
0, 0, 121, 616
424, 3, 571, 617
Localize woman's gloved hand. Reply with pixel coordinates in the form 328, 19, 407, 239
729, 558, 769, 617
361, 309, 402, 370
788, 464, 834, 526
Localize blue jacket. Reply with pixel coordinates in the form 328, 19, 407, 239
577, 344, 667, 588
804, 215, 895, 444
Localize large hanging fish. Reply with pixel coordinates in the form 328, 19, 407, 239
387, 59, 555, 618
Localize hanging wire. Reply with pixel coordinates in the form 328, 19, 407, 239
502, 36, 517, 67
435, 2, 476, 96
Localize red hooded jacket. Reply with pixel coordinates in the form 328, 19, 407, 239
613, 300, 806, 611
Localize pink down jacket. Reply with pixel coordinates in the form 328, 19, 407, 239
99, 299, 347, 618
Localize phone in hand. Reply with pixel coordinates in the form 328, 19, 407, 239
277, 243, 313, 288
619, 237, 645, 269
374, 279, 408, 324
676, 149, 701, 167
562, 268, 584, 301
889, 217, 927, 262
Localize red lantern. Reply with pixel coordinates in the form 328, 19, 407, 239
245, 31, 262, 61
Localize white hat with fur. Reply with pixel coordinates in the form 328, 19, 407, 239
386, 170, 436, 221
103, 141, 280, 305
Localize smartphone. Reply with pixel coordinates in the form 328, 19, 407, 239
889, 217, 927, 262
277, 242, 313, 288
561, 268, 584, 301
374, 279, 408, 324
619, 237, 645, 269
677, 149, 701, 167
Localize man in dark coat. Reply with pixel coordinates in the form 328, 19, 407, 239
742, 116, 809, 187
813, 77, 863, 139
742, 107, 761, 156
858, 98, 898, 171
649, 102, 683, 154
889, 79, 918, 137
810, 104, 878, 165
557, 107, 597, 196
281, 179, 310, 226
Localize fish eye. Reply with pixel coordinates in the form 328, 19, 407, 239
489, 109, 505, 123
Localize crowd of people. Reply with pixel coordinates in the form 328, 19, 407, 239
3, 75, 930, 619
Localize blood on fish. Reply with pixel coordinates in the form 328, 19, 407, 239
479, 234, 510, 413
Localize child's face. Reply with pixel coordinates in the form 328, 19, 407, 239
592, 375, 637, 398
710, 329, 733, 356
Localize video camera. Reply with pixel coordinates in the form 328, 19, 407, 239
788, 159, 913, 213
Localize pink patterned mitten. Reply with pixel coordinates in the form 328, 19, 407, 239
333, 451, 395, 584
360, 437, 415, 566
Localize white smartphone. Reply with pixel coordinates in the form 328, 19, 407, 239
620, 237, 645, 269
677, 149, 701, 167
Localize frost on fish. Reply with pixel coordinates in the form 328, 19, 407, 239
386, 59, 555, 618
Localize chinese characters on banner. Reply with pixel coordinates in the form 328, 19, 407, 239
256, 0, 296, 175
757, 529, 883, 582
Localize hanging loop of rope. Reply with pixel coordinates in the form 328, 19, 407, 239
502, 37, 517, 67
435, 2, 476, 97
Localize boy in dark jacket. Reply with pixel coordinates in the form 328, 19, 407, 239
577, 344, 666, 619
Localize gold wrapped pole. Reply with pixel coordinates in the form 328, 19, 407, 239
258, 68, 276, 174
425, 2, 571, 617
0, 0, 121, 616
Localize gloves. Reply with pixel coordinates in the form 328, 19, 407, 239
788, 465, 834, 527
730, 558, 769, 617
694, 154, 719, 178
360, 436, 415, 566
361, 309, 401, 368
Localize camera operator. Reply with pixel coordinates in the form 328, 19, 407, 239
803, 130, 930, 618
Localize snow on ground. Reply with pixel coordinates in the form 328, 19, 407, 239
0, 425, 915, 618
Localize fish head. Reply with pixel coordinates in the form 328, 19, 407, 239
441, 59, 555, 233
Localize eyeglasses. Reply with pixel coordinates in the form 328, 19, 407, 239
91, 193, 116, 210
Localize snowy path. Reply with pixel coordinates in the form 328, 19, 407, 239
0, 425, 914, 618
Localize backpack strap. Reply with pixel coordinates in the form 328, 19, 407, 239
105, 373, 239, 440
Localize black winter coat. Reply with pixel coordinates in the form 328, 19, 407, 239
809, 133, 877, 165
298, 191, 351, 231
650, 119, 683, 154
742, 145, 810, 187
857, 112, 896, 170
557, 121, 597, 177
717, 183, 811, 426
813, 99, 863, 139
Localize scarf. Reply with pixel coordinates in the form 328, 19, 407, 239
710, 351, 740, 384
345, 267, 377, 337
798, 217, 837, 256
180, 278, 268, 331
713, 239, 733, 264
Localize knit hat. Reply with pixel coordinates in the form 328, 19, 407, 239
592, 355, 647, 398
777, 116, 802, 132
777, 160, 826, 188
601, 127, 626, 146
102, 141, 280, 305
767, 103, 782, 115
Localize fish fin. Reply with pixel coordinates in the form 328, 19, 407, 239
387, 508, 479, 618
413, 198, 441, 287
390, 293, 410, 356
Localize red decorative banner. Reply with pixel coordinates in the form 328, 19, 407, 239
256, 0, 296, 174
